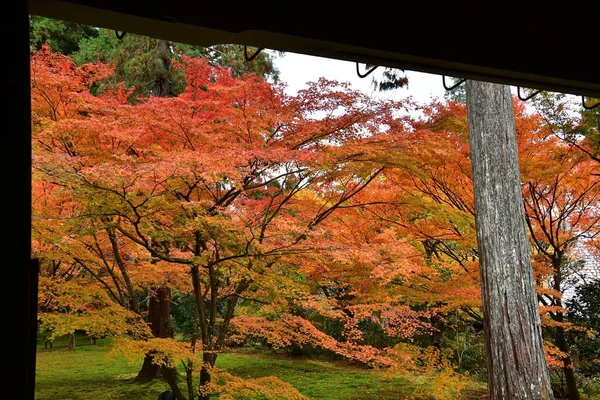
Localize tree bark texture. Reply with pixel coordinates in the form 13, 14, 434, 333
466, 80, 554, 399
136, 286, 173, 382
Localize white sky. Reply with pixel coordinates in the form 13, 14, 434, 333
273, 51, 446, 104
272, 51, 572, 110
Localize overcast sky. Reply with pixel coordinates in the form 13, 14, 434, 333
273, 51, 447, 104
273, 51, 570, 110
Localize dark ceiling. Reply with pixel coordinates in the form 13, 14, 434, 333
28, 0, 600, 98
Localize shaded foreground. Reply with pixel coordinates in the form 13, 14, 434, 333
35, 336, 488, 399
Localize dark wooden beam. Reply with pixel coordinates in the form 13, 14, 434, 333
29, 0, 600, 97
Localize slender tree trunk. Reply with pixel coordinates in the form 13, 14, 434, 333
162, 366, 187, 400
466, 80, 554, 399
550, 263, 579, 400
555, 322, 579, 400
106, 227, 139, 313
191, 265, 247, 399
136, 286, 173, 382
198, 351, 217, 400
187, 307, 199, 400
186, 359, 195, 400
68, 332, 75, 349
191, 265, 212, 399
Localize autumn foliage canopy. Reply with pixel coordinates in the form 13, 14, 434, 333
32, 46, 599, 399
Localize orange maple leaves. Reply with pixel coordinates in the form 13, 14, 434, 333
32, 46, 599, 396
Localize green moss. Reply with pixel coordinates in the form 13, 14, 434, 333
36, 342, 165, 399
35, 337, 486, 399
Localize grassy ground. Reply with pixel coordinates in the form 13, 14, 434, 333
36, 333, 165, 399
35, 334, 486, 399
218, 349, 417, 399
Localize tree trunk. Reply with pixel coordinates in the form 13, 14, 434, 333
68, 332, 75, 349
162, 366, 187, 400
154, 40, 172, 97
148, 286, 173, 338
186, 359, 195, 400
106, 227, 140, 313
198, 352, 217, 400
466, 80, 554, 399
555, 322, 579, 400
136, 355, 158, 382
136, 286, 173, 382
548, 257, 580, 400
